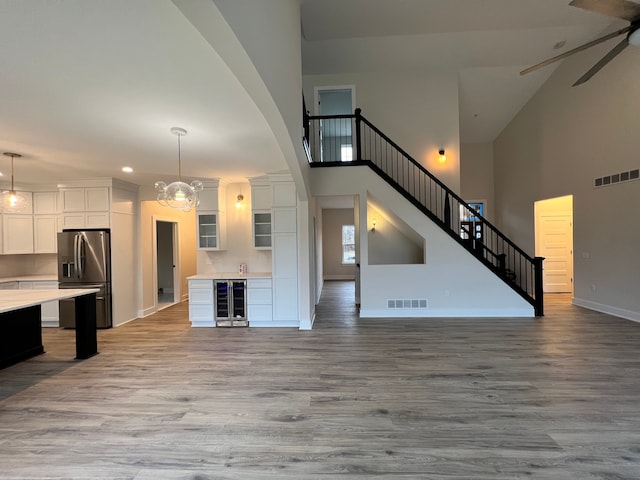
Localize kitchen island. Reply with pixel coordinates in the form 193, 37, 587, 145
0, 289, 99, 369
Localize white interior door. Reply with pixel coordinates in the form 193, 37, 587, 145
535, 195, 574, 293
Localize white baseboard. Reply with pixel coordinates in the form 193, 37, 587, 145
139, 306, 156, 318
249, 320, 300, 328
573, 297, 640, 323
324, 275, 355, 280
359, 307, 534, 318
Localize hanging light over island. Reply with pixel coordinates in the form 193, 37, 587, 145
155, 127, 203, 212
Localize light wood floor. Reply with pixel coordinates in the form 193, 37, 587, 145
1, 282, 640, 479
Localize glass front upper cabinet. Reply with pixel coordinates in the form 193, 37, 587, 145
253, 212, 271, 249
197, 213, 218, 249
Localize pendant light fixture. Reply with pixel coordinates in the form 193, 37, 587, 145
1, 152, 30, 213
155, 127, 203, 212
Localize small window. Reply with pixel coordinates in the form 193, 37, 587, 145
341, 144, 353, 162
342, 225, 355, 264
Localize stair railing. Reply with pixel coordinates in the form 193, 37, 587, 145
305, 108, 544, 315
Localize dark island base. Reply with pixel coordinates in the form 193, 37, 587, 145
0, 305, 44, 369
0, 294, 98, 369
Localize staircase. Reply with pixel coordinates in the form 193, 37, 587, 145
304, 108, 544, 316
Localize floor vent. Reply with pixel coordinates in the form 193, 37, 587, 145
594, 168, 639, 188
387, 299, 428, 309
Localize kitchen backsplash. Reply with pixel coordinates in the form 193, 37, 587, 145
0, 254, 57, 277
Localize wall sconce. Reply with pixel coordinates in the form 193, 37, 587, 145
438, 149, 446, 164
235, 193, 244, 208
371, 218, 377, 232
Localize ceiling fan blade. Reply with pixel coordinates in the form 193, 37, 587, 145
573, 36, 629, 85
520, 25, 631, 75
570, 0, 640, 22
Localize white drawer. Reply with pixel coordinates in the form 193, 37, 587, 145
248, 288, 272, 305
189, 304, 214, 322
248, 278, 272, 289
248, 304, 273, 321
189, 279, 214, 289
189, 288, 213, 304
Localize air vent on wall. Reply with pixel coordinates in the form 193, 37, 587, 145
595, 168, 639, 188
387, 299, 428, 309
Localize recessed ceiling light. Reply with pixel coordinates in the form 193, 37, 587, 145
122, 166, 133, 173
0, 172, 3, 177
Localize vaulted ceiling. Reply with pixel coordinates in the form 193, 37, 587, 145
0, 0, 629, 187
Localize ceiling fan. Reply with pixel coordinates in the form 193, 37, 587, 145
521, 0, 640, 86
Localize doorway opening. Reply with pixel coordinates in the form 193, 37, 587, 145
535, 195, 574, 294
155, 219, 179, 310
313, 86, 356, 163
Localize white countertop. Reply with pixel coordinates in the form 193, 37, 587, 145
0, 275, 58, 283
0, 289, 99, 314
188, 272, 271, 280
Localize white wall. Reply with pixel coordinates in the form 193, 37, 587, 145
303, 71, 461, 194
367, 202, 424, 265
311, 166, 534, 317
313, 200, 324, 304
494, 39, 640, 321
460, 142, 494, 222
322, 208, 355, 279
0, 254, 56, 277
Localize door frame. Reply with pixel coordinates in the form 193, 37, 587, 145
534, 195, 574, 294
313, 85, 357, 116
152, 216, 180, 311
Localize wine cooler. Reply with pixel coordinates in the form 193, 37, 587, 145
214, 280, 248, 327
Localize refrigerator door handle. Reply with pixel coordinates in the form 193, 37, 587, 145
76, 234, 84, 279
73, 234, 79, 278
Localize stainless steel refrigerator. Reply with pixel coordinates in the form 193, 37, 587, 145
57, 229, 112, 328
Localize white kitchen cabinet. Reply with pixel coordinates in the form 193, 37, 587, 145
2, 215, 34, 254
196, 180, 226, 251
85, 187, 110, 211
247, 278, 273, 322
270, 175, 298, 325
60, 211, 109, 229
197, 212, 222, 250
250, 179, 272, 250
60, 188, 85, 212
198, 187, 221, 211
250, 184, 271, 210
252, 212, 272, 249
61, 187, 109, 212
272, 182, 296, 207
60, 187, 110, 229
19, 280, 59, 327
34, 215, 57, 253
188, 279, 215, 327
273, 208, 296, 233
33, 191, 59, 215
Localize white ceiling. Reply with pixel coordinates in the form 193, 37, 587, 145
0, 0, 287, 188
0, 0, 631, 188
301, 0, 630, 143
